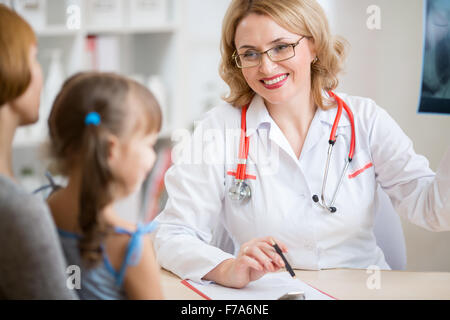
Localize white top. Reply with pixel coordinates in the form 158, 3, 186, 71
153, 92, 450, 283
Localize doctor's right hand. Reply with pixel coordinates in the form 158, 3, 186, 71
203, 236, 288, 289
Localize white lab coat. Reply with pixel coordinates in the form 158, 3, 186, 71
154, 92, 450, 283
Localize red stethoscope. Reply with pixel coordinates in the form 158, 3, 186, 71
228, 91, 356, 213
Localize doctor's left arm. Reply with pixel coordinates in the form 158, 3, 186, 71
153, 117, 235, 284
369, 104, 450, 231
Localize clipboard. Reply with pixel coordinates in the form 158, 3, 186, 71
181, 272, 337, 300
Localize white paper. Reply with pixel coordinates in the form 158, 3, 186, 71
185, 272, 335, 300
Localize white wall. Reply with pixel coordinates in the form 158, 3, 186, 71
318, 0, 450, 271
180, 0, 231, 124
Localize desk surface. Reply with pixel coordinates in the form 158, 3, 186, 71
160, 268, 450, 300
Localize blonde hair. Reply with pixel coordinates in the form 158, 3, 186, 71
219, 0, 348, 109
0, 4, 37, 106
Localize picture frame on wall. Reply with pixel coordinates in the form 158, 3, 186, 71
418, 0, 450, 114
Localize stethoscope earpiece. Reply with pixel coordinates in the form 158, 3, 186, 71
313, 194, 337, 213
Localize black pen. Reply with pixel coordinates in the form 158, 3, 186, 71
270, 238, 296, 278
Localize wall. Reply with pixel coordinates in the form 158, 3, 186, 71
179, 0, 231, 124
318, 0, 450, 271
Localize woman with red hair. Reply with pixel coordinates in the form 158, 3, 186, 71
0, 4, 77, 299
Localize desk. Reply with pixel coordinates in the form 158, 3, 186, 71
160, 268, 450, 300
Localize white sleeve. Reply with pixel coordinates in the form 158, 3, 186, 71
153, 118, 235, 283
370, 105, 450, 231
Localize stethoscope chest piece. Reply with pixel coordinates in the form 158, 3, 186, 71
228, 179, 251, 203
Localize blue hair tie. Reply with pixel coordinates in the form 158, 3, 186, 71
85, 112, 101, 126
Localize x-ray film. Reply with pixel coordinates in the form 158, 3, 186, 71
419, 0, 450, 114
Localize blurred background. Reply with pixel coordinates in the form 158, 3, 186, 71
3, 0, 450, 272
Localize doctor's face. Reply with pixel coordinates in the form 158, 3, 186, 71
234, 14, 316, 106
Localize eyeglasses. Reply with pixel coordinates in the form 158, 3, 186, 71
233, 36, 306, 69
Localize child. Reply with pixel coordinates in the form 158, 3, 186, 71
46, 71, 164, 300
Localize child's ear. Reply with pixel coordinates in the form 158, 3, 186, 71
106, 134, 121, 168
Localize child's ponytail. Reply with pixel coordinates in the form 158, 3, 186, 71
78, 121, 114, 267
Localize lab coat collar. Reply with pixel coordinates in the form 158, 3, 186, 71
299, 107, 327, 160
317, 91, 351, 127
244, 94, 328, 163
245, 94, 271, 137
245, 92, 351, 138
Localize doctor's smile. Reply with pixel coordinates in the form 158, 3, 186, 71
260, 73, 289, 89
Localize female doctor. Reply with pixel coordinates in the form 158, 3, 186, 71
153, 0, 450, 289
